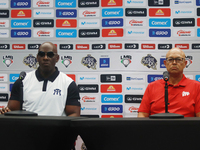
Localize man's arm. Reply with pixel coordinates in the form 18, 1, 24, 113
138, 112, 149, 117
65, 105, 81, 117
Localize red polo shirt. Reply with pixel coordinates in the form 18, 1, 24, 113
138, 75, 200, 117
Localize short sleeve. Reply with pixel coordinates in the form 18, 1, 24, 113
9, 79, 21, 101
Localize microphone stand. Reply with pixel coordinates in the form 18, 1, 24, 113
149, 80, 184, 119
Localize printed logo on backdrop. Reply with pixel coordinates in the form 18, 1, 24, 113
78, 84, 99, 93
11, 0, 31, 8
23, 54, 38, 69
33, 19, 54, 27
11, 29, 31, 38
102, 18, 123, 27
60, 44, 73, 50
174, 0, 193, 5
160, 58, 166, 68
12, 44, 25, 49
197, 0, 200, 6
149, 29, 171, 37
33, 9, 54, 17
108, 43, 122, 49
79, 9, 99, 17
11, 10, 32, 18
0, 0, 8, 8
56, 29, 77, 38
0, 44, 10, 50
185, 56, 193, 68
125, 8, 147, 16
76, 44, 89, 50
78, 74, 98, 83
126, 29, 146, 37
125, 0, 146, 6
126, 105, 139, 113
141, 44, 155, 49
101, 105, 123, 113
79, 29, 100, 38
34, 29, 54, 37
61, 56, 72, 68
101, 115, 123, 118
100, 58, 110, 68
0, 93, 8, 101
101, 0, 123, 7
195, 75, 200, 82
56, 19, 76, 28
0, 74, 7, 82
101, 95, 123, 103
78, 0, 99, 7
33, 0, 53, 7
148, 0, 170, 6
125, 85, 145, 93
175, 44, 189, 49
120, 55, 132, 67
28, 44, 41, 49
126, 18, 146, 27
101, 84, 122, 93
125, 95, 143, 103
192, 44, 200, 49
149, 18, 171, 27
3, 55, 13, 67
174, 29, 194, 37
147, 74, 162, 83
158, 44, 172, 50
141, 54, 157, 70
0, 20, 9, 28
125, 75, 145, 83
0, 10, 9, 18
102, 29, 123, 37
173, 8, 194, 17
55, 0, 76, 8
79, 19, 99, 28
10, 74, 19, 82
197, 29, 200, 37
56, 9, 77, 18
81, 95, 98, 102
11, 19, 32, 28
0, 84, 7, 92
125, 43, 139, 49
9, 84, 12, 91
149, 8, 171, 17
92, 44, 106, 50
102, 8, 123, 17
81, 54, 97, 69
0, 29, 9, 38
81, 105, 99, 114
173, 18, 195, 27
100, 74, 122, 82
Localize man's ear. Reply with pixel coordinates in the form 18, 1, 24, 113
163, 60, 167, 67
56, 54, 59, 63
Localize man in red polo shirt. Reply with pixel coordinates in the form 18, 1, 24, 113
138, 47, 200, 117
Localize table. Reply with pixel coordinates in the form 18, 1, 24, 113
71, 117, 200, 150
0, 115, 79, 150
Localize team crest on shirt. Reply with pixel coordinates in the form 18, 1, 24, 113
141, 54, 157, 70
3, 55, 14, 67
120, 55, 132, 67
23, 54, 38, 69
61, 56, 72, 68
185, 56, 193, 68
53, 89, 61, 96
81, 54, 97, 70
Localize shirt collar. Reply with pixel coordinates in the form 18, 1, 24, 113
35, 67, 59, 82
161, 74, 187, 87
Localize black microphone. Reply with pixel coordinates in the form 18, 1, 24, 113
19, 71, 26, 80
163, 71, 169, 81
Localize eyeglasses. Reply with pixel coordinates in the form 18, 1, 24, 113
166, 57, 185, 63
37, 51, 56, 58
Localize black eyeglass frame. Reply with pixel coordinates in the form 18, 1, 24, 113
165, 57, 185, 63
37, 51, 57, 58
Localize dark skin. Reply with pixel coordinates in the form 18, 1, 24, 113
0, 42, 81, 117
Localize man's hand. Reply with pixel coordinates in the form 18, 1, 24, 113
0, 107, 11, 115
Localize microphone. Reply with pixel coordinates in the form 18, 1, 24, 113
19, 71, 26, 81
163, 71, 169, 81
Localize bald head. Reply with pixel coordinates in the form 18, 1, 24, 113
39, 42, 57, 54
166, 47, 185, 59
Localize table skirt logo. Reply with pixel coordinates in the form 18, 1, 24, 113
61, 56, 72, 68
81, 54, 97, 70
3, 55, 13, 67
141, 54, 157, 70
23, 54, 38, 69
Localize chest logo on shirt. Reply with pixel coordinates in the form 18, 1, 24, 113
53, 89, 61, 96
182, 91, 190, 97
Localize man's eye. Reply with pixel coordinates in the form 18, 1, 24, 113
168, 59, 173, 61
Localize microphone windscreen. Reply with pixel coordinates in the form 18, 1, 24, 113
163, 71, 169, 81
19, 71, 26, 80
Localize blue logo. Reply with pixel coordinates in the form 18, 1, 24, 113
10, 74, 19, 82
101, 105, 123, 113
10, 84, 14, 91
197, 29, 200, 37
11, 29, 31, 38
56, 29, 77, 38
56, 9, 77, 17
195, 75, 200, 82
149, 29, 171, 37
147, 75, 163, 83
101, 95, 123, 103
197, 0, 200, 6
11, 19, 31, 28
102, 8, 123, 17
160, 58, 166, 68
102, 18, 123, 27
11, 0, 31, 8
55, 0, 76, 8
149, 18, 171, 27
100, 58, 110, 68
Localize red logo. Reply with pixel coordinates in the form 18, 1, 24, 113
101, 0, 122, 7
36, 1, 50, 7
76, 44, 89, 50
102, 29, 123, 37
66, 74, 76, 82
141, 44, 155, 49
108, 43, 122, 49
56, 19, 77, 28
197, 18, 200, 26
175, 44, 189, 49
101, 115, 123, 118
101, 84, 122, 93
12, 44, 26, 50
149, 8, 171, 17
11, 10, 32, 18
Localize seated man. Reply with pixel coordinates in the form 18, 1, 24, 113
138, 47, 200, 117
0, 42, 81, 116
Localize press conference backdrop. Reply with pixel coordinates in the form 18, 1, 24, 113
0, 0, 200, 118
